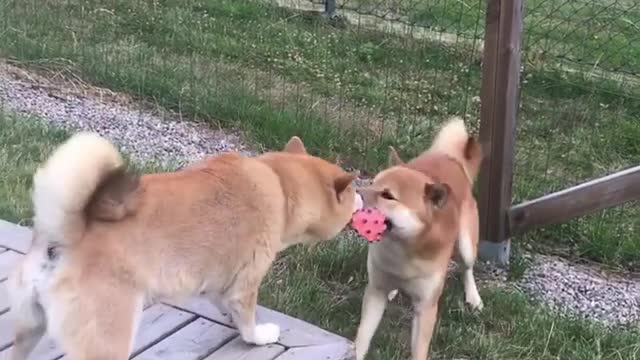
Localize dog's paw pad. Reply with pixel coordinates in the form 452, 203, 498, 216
254, 323, 280, 345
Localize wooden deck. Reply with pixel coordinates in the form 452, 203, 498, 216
0, 220, 355, 360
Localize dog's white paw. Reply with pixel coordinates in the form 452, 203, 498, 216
355, 345, 368, 360
465, 292, 484, 311
253, 323, 280, 345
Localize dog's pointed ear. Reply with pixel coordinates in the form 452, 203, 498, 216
389, 146, 404, 166
284, 136, 307, 154
424, 182, 449, 209
334, 171, 359, 196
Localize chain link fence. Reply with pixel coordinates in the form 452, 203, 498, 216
265, 0, 486, 167
513, 0, 639, 267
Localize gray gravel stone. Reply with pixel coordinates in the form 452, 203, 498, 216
517, 254, 640, 327
0, 63, 254, 167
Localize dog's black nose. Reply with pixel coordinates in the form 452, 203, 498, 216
384, 218, 393, 230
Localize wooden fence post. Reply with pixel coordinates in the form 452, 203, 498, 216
477, 0, 524, 265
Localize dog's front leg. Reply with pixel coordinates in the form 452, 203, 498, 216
223, 290, 280, 346
354, 285, 388, 360
411, 300, 439, 360
220, 253, 280, 347
410, 274, 446, 360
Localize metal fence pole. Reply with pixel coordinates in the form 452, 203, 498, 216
325, 0, 337, 19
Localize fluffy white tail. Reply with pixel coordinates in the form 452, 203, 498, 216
430, 117, 484, 181
32, 132, 123, 244
431, 117, 469, 155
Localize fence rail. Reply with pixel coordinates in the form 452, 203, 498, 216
509, 165, 640, 237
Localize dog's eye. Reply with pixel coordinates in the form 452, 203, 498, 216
380, 189, 395, 200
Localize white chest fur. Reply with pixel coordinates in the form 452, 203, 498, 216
367, 239, 445, 304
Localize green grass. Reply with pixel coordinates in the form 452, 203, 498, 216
0, 112, 68, 222
263, 238, 640, 360
0, 0, 638, 267
2, 110, 639, 359
351, 0, 640, 74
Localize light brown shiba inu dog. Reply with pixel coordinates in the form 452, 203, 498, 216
354, 118, 484, 360
8, 133, 362, 360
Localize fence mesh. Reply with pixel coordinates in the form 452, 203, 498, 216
513, 0, 640, 268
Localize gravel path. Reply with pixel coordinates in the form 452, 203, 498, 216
0, 62, 253, 166
517, 254, 640, 328
1, 61, 639, 328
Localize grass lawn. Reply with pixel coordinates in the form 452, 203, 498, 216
349, 0, 640, 74
2, 110, 639, 359
1, 0, 638, 269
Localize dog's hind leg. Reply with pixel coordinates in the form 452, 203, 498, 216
51, 285, 143, 360
7, 259, 48, 360
8, 284, 47, 360
457, 202, 483, 311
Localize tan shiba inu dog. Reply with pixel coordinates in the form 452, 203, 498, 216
354, 118, 484, 360
8, 133, 362, 360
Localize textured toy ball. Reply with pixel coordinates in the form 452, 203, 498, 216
351, 208, 387, 242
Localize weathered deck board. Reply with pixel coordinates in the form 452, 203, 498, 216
164, 297, 232, 324
275, 342, 355, 360
130, 304, 198, 357
0, 308, 14, 350
0, 281, 8, 314
53, 304, 201, 360
0, 304, 196, 360
133, 318, 237, 360
17, 335, 61, 360
0, 250, 22, 281
172, 298, 348, 347
256, 307, 350, 348
203, 338, 285, 360
0, 221, 355, 360
0, 220, 31, 254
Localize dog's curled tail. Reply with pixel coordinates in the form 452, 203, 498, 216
431, 116, 484, 182
32, 132, 125, 244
